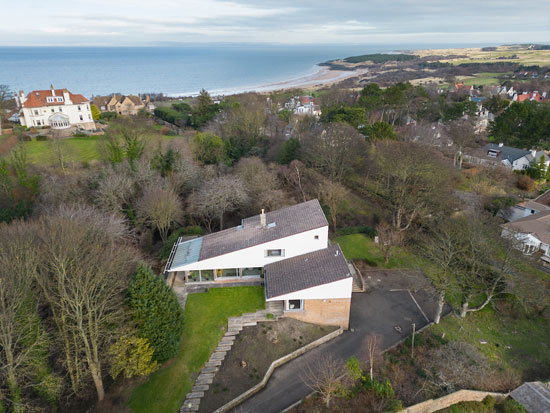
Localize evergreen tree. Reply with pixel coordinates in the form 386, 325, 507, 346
126, 265, 185, 363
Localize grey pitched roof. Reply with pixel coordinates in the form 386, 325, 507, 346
482, 143, 530, 163
198, 199, 328, 261
167, 199, 328, 271
264, 244, 351, 299
510, 382, 550, 413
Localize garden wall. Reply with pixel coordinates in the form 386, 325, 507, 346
401, 389, 507, 413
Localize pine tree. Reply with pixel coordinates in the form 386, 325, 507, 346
126, 265, 185, 363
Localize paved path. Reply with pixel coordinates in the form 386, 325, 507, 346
236, 289, 446, 413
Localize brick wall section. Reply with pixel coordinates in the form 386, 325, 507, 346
284, 298, 351, 329
401, 390, 507, 413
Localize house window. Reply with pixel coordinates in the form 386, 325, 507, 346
51, 108, 54, 112
286, 300, 303, 311
78, 106, 81, 111
79, 115, 83, 121
34, 110, 39, 115
266, 249, 284, 257
59, 108, 62, 112
314, 235, 319, 240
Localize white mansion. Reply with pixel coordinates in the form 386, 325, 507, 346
15, 85, 96, 130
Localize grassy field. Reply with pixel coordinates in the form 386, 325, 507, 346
460, 72, 512, 86
127, 286, 266, 413
432, 305, 550, 379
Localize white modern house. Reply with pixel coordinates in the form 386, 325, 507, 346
502, 211, 550, 262
15, 85, 96, 130
165, 199, 353, 328
465, 143, 548, 171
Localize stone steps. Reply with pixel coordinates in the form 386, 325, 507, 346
181, 305, 282, 412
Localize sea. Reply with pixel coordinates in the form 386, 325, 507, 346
0, 43, 487, 98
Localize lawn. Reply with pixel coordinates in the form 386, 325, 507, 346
23, 136, 102, 165
432, 305, 550, 379
333, 233, 435, 273
127, 286, 266, 413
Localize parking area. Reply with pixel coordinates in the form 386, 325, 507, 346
235, 269, 449, 413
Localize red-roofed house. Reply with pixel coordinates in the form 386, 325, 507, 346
16, 85, 96, 130
513, 91, 546, 103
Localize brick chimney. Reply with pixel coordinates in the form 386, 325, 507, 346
260, 209, 266, 228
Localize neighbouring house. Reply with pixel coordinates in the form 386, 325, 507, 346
284, 96, 321, 117
464, 143, 549, 171
513, 91, 547, 102
164, 199, 353, 328
501, 190, 550, 222
92, 94, 151, 115
501, 210, 550, 262
15, 85, 96, 130
510, 382, 550, 413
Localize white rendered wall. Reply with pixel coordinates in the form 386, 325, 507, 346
266, 277, 353, 301
170, 226, 328, 272
21, 103, 94, 128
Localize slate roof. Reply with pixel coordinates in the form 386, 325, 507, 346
510, 382, 550, 413
264, 244, 351, 299
502, 210, 550, 244
534, 189, 550, 207
168, 199, 328, 270
479, 143, 531, 163
198, 199, 328, 261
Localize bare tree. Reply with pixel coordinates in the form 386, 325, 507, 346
361, 334, 382, 380
94, 165, 136, 213
0, 84, 11, 132
279, 160, 309, 202
35, 205, 139, 401
419, 218, 464, 324
447, 118, 477, 169
318, 179, 349, 232
301, 355, 345, 408
0, 221, 49, 412
136, 184, 183, 241
375, 223, 403, 265
302, 122, 368, 182
187, 175, 248, 230
235, 157, 288, 214
372, 141, 456, 232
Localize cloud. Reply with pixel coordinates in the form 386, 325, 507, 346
2, 0, 550, 45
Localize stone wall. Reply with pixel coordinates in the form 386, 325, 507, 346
401, 389, 507, 413
284, 298, 351, 329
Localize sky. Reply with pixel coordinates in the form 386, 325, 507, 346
2, 0, 550, 46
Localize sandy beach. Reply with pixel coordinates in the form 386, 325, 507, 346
249, 66, 368, 93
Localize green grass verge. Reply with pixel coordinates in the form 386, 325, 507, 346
462, 72, 512, 87
127, 286, 266, 413
432, 306, 550, 376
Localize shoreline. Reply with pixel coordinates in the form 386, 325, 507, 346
169, 65, 367, 97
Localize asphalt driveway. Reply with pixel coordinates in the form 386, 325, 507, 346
234, 269, 449, 413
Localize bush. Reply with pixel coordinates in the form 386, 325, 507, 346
100, 111, 118, 121
18, 134, 31, 142
483, 395, 496, 409
35, 135, 48, 141
167, 129, 177, 136
73, 132, 88, 138
336, 225, 376, 237
126, 264, 185, 363
108, 335, 158, 379
497, 397, 528, 413
517, 174, 535, 191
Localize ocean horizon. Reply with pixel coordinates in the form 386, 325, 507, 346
0, 43, 489, 97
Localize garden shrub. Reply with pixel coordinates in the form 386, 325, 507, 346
126, 264, 185, 363
35, 135, 48, 141
73, 132, 88, 138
